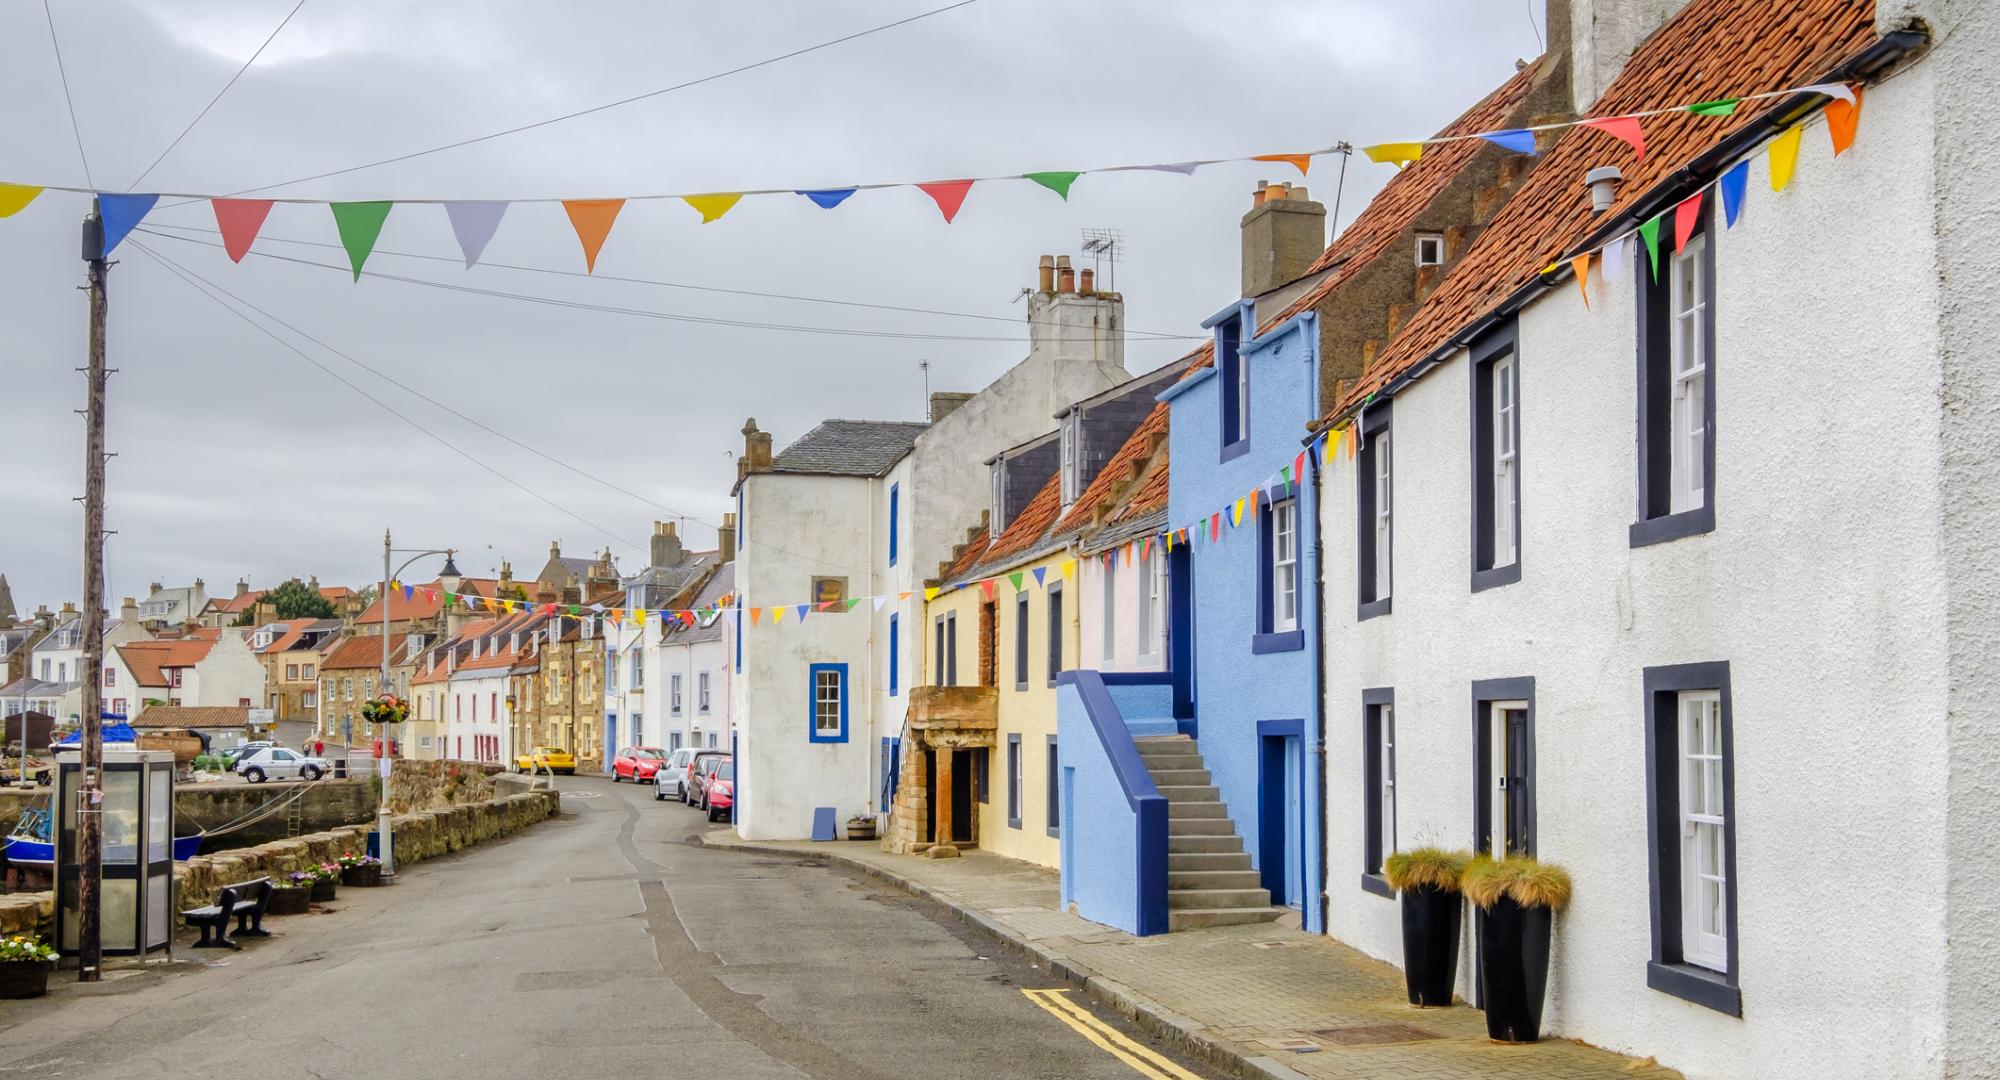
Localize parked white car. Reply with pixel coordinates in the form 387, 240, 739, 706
655, 748, 696, 801
236, 746, 328, 783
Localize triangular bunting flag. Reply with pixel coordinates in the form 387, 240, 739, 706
1132, 162, 1200, 175
1672, 191, 1704, 253
1060, 559, 1077, 580
1252, 153, 1311, 175
211, 198, 274, 262
329, 201, 393, 279
1801, 82, 1858, 106
0, 184, 44, 218
797, 188, 858, 209
794, 604, 810, 622
1324, 430, 1339, 465
1687, 98, 1740, 117
444, 201, 508, 268
845, 597, 864, 612
562, 199, 624, 273
1008, 572, 1025, 592
1718, 160, 1749, 228
1211, 512, 1221, 541
1032, 567, 1047, 587
1024, 171, 1082, 199
1363, 142, 1424, 167
924, 587, 941, 602
979, 579, 996, 601
1602, 233, 1627, 285
402, 585, 414, 600
1825, 86, 1863, 156
816, 600, 836, 613
683, 193, 743, 223
1581, 116, 1646, 161
899, 592, 913, 602
97, 193, 159, 257
1140, 536, 1154, 562
1768, 126, 1802, 191
915, 180, 974, 223
772, 605, 785, 623
1637, 216, 1662, 281
1232, 499, 1245, 527
749, 607, 762, 626
873, 596, 888, 613
1479, 130, 1537, 154
1294, 450, 1307, 483
1571, 252, 1592, 309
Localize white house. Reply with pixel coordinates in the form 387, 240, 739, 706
1314, 2, 1993, 1077
441, 614, 533, 765
657, 560, 735, 754
730, 253, 1132, 840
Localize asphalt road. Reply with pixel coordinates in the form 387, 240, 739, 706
0, 774, 1225, 1080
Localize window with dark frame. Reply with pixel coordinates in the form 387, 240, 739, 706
1643, 661, 1740, 1015
1355, 403, 1393, 619
1007, 734, 1022, 829
888, 483, 900, 566
1361, 688, 1396, 897
1256, 493, 1305, 653
1014, 592, 1030, 690
946, 611, 958, 686
1045, 736, 1061, 837
810, 663, 848, 742
1471, 323, 1522, 591
1046, 582, 1064, 686
1218, 315, 1249, 458
888, 614, 899, 696
1472, 677, 1535, 859
1634, 201, 1716, 547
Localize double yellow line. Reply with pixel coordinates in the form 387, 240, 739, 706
1020, 988, 1207, 1080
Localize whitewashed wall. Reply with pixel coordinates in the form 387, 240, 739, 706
1076, 549, 1167, 672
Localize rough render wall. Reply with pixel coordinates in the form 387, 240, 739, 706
1567, 0, 1696, 113
1077, 556, 1168, 673
1319, 73, 1951, 1080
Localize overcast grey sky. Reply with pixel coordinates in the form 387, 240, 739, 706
0, 0, 1540, 610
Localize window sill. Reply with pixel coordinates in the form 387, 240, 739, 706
1220, 439, 1252, 464
1015, 682, 1030, 692
1357, 597, 1392, 622
1630, 505, 1715, 548
1646, 960, 1741, 1016
1008, 817, 1022, 831
1470, 561, 1521, 593
1252, 630, 1304, 654
1046, 825, 1061, 838
1361, 873, 1395, 899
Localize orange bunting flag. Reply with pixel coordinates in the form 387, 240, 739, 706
1825, 86, 1863, 156
610, 609, 623, 623
980, 579, 996, 601
899, 591, 912, 601
1248, 491, 1260, 519
1571, 252, 1592, 309
683, 193, 743, 223
1253, 153, 1312, 176
916, 180, 975, 223
562, 198, 625, 273
1582, 116, 1646, 161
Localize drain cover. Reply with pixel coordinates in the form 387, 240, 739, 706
1309, 1023, 1441, 1046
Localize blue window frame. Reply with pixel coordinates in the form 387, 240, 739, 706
808, 663, 849, 743
888, 614, 900, 697
888, 482, 900, 566
1218, 315, 1250, 461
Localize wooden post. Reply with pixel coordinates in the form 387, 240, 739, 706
76, 204, 109, 981
933, 748, 955, 853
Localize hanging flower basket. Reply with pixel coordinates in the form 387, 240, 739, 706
361, 695, 410, 725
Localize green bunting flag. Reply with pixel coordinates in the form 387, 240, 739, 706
1688, 98, 1740, 116
1009, 572, 1025, 592
845, 597, 864, 612
330, 201, 393, 280
1024, 171, 1083, 200
1637, 215, 1662, 282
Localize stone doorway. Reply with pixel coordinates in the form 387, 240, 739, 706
886, 685, 997, 858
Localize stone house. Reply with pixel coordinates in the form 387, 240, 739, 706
253, 618, 343, 722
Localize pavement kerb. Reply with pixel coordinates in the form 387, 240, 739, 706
698, 831, 1304, 1080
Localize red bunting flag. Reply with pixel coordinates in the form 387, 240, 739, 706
916, 180, 974, 223
1293, 451, 1306, 483
978, 579, 995, 602
1582, 116, 1646, 161
1211, 512, 1222, 542
211, 199, 274, 262
1673, 191, 1704, 252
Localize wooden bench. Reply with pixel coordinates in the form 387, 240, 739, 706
181, 877, 274, 950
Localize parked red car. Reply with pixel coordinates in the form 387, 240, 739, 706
610, 746, 667, 784
702, 760, 734, 822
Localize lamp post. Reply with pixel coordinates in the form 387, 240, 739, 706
379, 530, 454, 880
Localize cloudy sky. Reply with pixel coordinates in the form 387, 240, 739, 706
0, 0, 1541, 611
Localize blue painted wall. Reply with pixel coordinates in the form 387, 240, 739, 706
1057, 673, 1170, 936
1161, 304, 1325, 933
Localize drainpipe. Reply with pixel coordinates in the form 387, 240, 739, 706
1308, 436, 1331, 936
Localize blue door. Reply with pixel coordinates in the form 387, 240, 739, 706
603, 715, 617, 774
1258, 727, 1306, 910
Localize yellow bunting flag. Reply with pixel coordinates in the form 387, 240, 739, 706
1060, 559, 1078, 580
0, 184, 44, 218
1363, 142, 1424, 168
683, 193, 743, 223
562, 198, 625, 273
772, 605, 786, 623
1768, 127, 1802, 192
1232, 498, 1245, 526
1572, 252, 1592, 309
924, 587, 941, 602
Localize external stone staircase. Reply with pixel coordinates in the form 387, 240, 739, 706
1135, 734, 1285, 931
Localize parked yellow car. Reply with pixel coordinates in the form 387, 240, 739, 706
514, 746, 576, 775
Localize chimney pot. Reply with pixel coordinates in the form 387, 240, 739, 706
1037, 255, 1055, 293
1079, 268, 1095, 295
1058, 266, 1075, 294
719, 513, 738, 563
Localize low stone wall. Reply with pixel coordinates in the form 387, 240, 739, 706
0, 789, 559, 940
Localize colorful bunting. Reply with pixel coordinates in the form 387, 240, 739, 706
979, 579, 996, 601
210, 198, 274, 262
0, 184, 43, 218
1718, 160, 1749, 228
916, 180, 974, 223
1768, 126, 1802, 191
1825, 86, 1863, 156
750, 607, 762, 626
329, 201, 393, 280
1008, 571, 1025, 592
797, 188, 858, 209
1252, 153, 1311, 176
924, 587, 941, 602
1687, 98, 1740, 117
1637, 215, 1662, 281
1602, 232, 1627, 285
845, 597, 864, 612
872, 596, 887, 613
1024, 171, 1082, 200
1060, 559, 1077, 580
793, 604, 809, 622
1479, 130, 1537, 154
97, 193, 159, 257
1032, 567, 1047, 587
1363, 143, 1424, 168
562, 198, 624, 272
1581, 116, 1646, 161
772, 605, 785, 624
1801, 82, 1857, 106
683, 193, 743, 223
1132, 162, 1201, 175
444, 201, 508, 268
1673, 191, 1704, 252
1571, 252, 1592, 309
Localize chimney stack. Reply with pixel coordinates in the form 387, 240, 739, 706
739, 418, 774, 482
652, 520, 683, 568
929, 392, 974, 424
120, 597, 139, 624
1241, 181, 1327, 298
235, 578, 249, 597
719, 513, 738, 562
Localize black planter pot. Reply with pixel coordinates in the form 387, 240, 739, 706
1477, 895, 1554, 1042
269, 887, 311, 915
340, 864, 382, 888
309, 878, 337, 903
0, 960, 54, 1000
1399, 884, 1463, 1007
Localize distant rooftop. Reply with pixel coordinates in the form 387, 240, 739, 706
771, 420, 930, 478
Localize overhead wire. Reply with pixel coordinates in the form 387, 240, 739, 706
41, 0, 94, 188
126, 0, 310, 192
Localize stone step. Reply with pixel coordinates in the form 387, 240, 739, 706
1146, 768, 1212, 787
1167, 817, 1236, 836
1156, 784, 1221, 803
1141, 756, 1207, 775
1168, 887, 1274, 910
1167, 834, 1245, 854
1169, 907, 1288, 931
1134, 737, 1197, 757
1167, 799, 1227, 819
1168, 851, 1254, 871
1168, 868, 1265, 891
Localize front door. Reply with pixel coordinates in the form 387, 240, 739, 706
1485, 701, 1531, 857
603, 716, 617, 774
1258, 732, 1305, 909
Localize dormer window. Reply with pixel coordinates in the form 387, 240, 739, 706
1059, 418, 1078, 508
253, 629, 273, 649
1416, 233, 1445, 267
471, 638, 482, 659
509, 632, 520, 653
991, 460, 1006, 539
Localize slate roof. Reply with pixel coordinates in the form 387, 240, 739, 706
624, 551, 721, 608
770, 420, 930, 478
1324, 0, 1880, 421
667, 563, 736, 646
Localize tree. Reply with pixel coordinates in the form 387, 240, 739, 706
265, 579, 336, 620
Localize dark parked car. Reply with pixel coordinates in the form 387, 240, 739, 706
688, 754, 731, 812
703, 761, 734, 822
679, 749, 728, 805
610, 746, 667, 784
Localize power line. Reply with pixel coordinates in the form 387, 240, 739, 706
126, 240, 647, 558
126, 238, 882, 582
133, 226, 1201, 344
135, 219, 1197, 339
41, 0, 94, 188
157, 0, 983, 207
126, 0, 310, 192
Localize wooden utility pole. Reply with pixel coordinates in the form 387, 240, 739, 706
75, 204, 109, 982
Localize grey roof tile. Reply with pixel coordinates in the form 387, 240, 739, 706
770, 420, 930, 478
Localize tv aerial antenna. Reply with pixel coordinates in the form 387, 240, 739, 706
1081, 228, 1123, 292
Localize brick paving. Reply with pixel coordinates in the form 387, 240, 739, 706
708, 834, 1680, 1080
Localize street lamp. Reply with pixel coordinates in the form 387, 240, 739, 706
379, 530, 455, 880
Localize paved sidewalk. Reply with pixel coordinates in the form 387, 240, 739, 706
703, 833, 1680, 1080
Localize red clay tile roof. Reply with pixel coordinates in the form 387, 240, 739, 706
118, 639, 215, 686
355, 578, 501, 625
976, 474, 1064, 569
129, 705, 253, 730
939, 531, 992, 584
1328, 0, 1878, 420
320, 633, 414, 671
